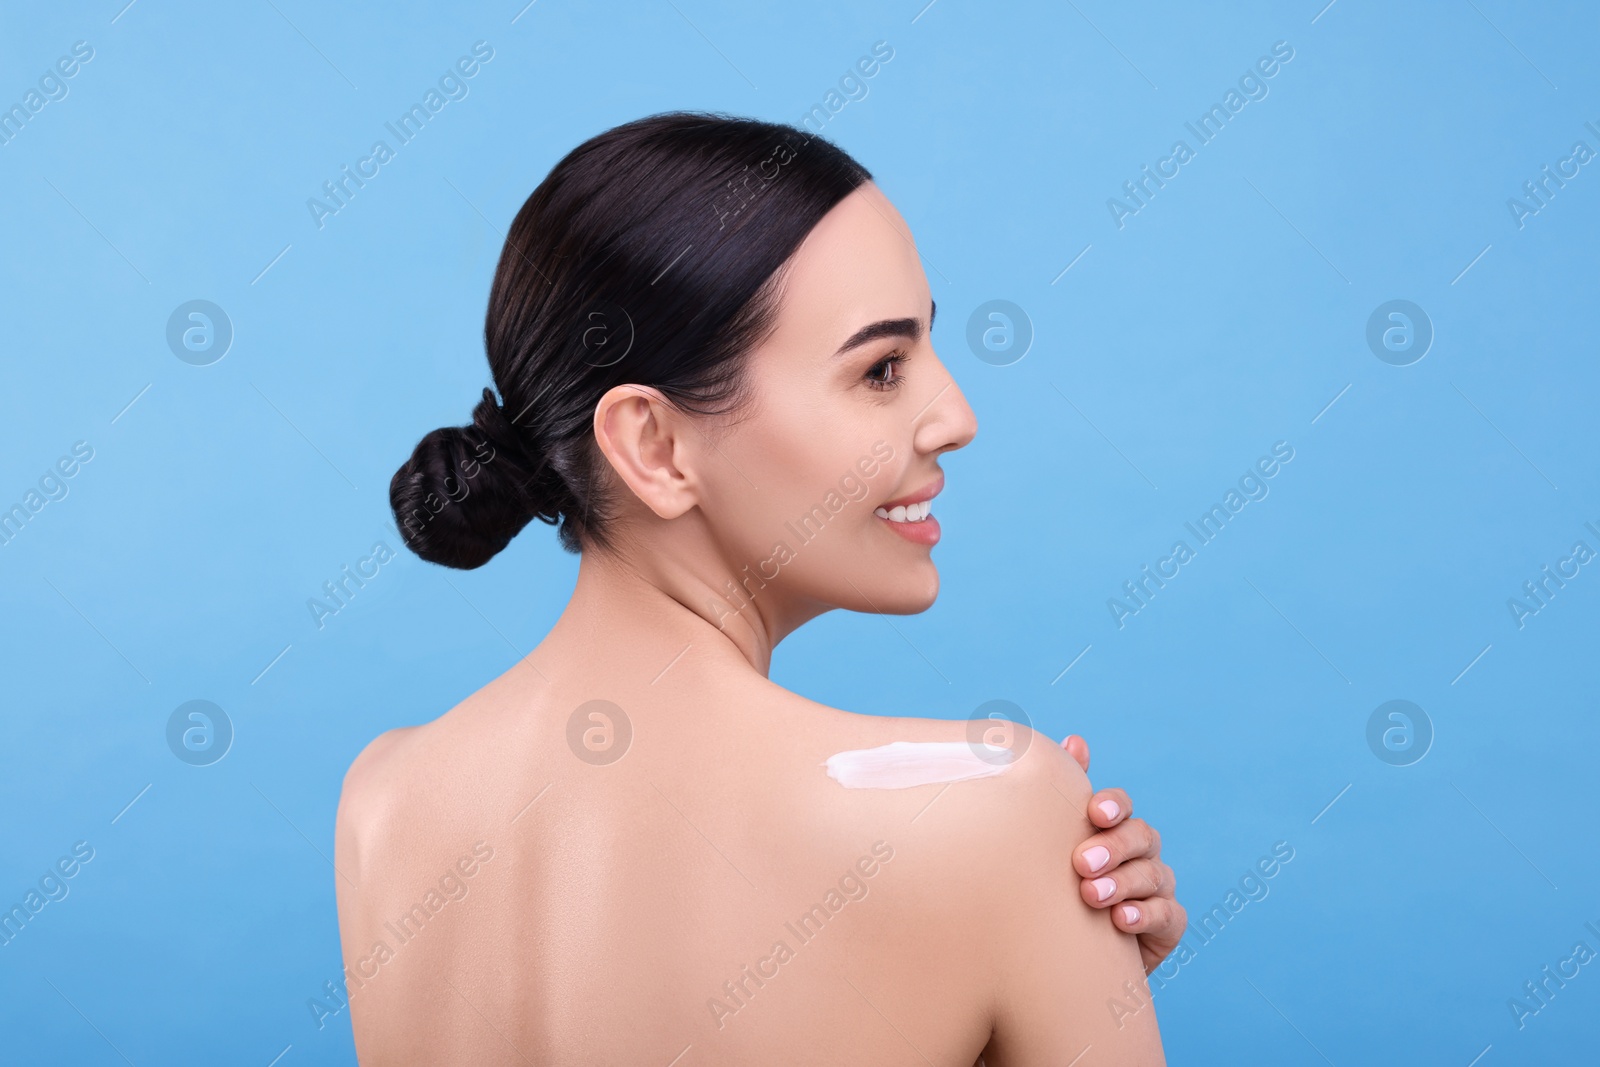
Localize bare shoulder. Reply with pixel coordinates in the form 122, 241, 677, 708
816, 717, 1157, 1060
798, 693, 1093, 819
898, 720, 1094, 866
783, 690, 1097, 870
338, 724, 420, 818
334, 686, 505, 824
333, 723, 430, 884
976, 724, 1095, 844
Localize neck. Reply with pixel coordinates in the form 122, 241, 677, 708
540, 541, 804, 682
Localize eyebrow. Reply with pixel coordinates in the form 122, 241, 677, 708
831, 298, 937, 360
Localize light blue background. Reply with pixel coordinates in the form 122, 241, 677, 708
2, 0, 1596, 1063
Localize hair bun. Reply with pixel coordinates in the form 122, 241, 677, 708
389, 389, 551, 569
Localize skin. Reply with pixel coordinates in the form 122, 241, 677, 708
336, 182, 1177, 1064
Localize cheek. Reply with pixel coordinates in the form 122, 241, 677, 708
718, 434, 875, 558
702, 363, 934, 606
713, 388, 880, 535
697, 432, 835, 568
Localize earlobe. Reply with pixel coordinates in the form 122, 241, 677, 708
592, 385, 699, 521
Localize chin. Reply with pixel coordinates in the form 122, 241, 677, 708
858, 562, 941, 615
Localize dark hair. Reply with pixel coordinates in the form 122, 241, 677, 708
389, 111, 873, 569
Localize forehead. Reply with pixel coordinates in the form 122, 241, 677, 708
767, 182, 928, 347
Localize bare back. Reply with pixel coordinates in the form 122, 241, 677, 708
335, 643, 1163, 1065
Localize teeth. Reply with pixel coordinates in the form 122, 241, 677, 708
874, 500, 932, 523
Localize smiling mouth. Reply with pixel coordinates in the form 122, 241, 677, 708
873, 474, 943, 545
873, 499, 933, 524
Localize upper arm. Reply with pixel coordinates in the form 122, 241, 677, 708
974, 733, 1166, 1066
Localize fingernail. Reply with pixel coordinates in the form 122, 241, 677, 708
1084, 845, 1110, 872
1097, 799, 1120, 821
1092, 876, 1116, 901
1121, 904, 1140, 925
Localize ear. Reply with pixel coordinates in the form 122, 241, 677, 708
592, 384, 699, 520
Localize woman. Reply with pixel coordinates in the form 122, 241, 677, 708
337, 112, 1181, 1064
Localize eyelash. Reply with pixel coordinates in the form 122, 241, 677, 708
864, 350, 909, 392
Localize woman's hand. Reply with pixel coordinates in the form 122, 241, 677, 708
1062, 734, 1185, 975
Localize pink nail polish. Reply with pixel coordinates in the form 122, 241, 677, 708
1084, 845, 1110, 872
1098, 799, 1120, 821
1092, 877, 1116, 901
1121, 904, 1140, 925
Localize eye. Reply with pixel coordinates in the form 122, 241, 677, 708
864, 349, 909, 392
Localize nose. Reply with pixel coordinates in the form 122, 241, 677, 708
913, 350, 978, 457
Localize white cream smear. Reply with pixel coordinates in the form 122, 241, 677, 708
824, 740, 1017, 789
